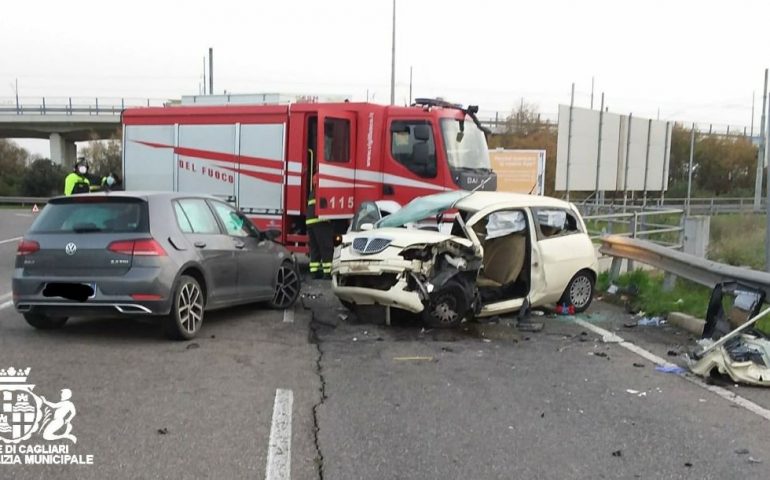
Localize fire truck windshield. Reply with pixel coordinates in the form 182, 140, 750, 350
440, 118, 491, 171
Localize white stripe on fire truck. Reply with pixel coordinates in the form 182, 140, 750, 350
287, 176, 302, 186
319, 179, 374, 189
287, 162, 302, 173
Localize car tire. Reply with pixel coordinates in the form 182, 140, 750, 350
23, 313, 68, 330
163, 275, 205, 340
560, 270, 595, 313
422, 281, 470, 328
268, 262, 301, 309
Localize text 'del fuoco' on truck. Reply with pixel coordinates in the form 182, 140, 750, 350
121, 98, 497, 251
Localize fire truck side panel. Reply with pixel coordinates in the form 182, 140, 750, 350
316, 110, 357, 219
123, 125, 176, 191
352, 106, 385, 209
238, 123, 287, 231
177, 124, 237, 200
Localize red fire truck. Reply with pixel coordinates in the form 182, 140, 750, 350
122, 98, 497, 251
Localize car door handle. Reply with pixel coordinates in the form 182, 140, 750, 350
194, 241, 207, 248
234, 241, 245, 249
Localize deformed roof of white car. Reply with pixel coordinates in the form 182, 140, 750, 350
454, 191, 574, 212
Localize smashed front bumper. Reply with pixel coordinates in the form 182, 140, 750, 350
331, 260, 426, 313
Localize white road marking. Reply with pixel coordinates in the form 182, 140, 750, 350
265, 388, 293, 480
283, 308, 294, 323
575, 319, 770, 422
14, 213, 32, 218
0, 236, 22, 246
0, 301, 11, 311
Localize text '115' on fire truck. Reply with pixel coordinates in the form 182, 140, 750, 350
121, 98, 497, 252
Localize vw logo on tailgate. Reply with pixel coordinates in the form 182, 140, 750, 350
64, 242, 77, 256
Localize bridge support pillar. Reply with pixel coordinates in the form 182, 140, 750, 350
49, 133, 76, 169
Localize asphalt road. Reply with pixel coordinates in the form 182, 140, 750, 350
1, 209, 770, 479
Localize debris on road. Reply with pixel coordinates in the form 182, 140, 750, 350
666, 350, 679, 357
632, 363, 645, 368
185, 343, 200, 350
655, 364, 686, 374
748, 457, 763, 464
591, 351, 610, 360
735, 448, 750, 455
637, 316, 665, 327
689, 282, 770, 387
157, 428, 169, 435
684, 462, 693, 468
611, 450, 622, 457
393, 356, 434, 362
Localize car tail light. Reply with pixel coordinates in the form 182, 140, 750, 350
131, 294, 163, 301
17, 239, 40, 256
108, 239, 167, 256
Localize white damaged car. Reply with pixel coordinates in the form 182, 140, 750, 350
332, 191, 599, 327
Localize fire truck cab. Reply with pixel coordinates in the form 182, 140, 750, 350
122, 98, 497, 251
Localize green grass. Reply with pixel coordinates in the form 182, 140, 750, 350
597, 269, 711, 318
708, 214, 765, 269
597, 268, 770, 334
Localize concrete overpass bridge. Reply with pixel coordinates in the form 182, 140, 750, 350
0, 97, 166, 167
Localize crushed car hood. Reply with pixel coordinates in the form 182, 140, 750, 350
346, 228, 475, 249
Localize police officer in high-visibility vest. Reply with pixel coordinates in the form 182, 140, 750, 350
64, 158, 118, 196
306, 173, 334, 279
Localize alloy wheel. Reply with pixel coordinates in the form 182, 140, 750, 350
273, 265, 300, 309
178, 282, 204, 335
569, 275, 593, 310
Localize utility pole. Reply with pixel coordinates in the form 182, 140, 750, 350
209, 47, 214, 95
755, 69, 768, 211
686, 124, 695, 217
766, 77, 770, 271
751, 91, 755, 138
202, 56, 207, 95
565, 82, 575, 202
409, 66, 413, 105
390, 0, 396, 105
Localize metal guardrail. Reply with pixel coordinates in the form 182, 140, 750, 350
0, 97, 167, 116
0, 197, 49, 206
599, 235, 770, 298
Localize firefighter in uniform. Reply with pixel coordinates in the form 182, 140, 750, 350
306, 174, 334, 279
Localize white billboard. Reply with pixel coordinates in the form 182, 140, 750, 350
556, 105, 670, 192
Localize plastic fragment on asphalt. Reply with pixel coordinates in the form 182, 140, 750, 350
748, 457, 763, 464
735, 448, 750, 455
626, 389, 639, 394
393, 356, 434, 361
611, 450, 622, 457
655, 364, 687, 374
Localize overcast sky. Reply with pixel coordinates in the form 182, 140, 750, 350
3, 0, 770, 156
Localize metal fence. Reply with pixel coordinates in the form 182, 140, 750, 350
0, 97, 167, 115
583, 208, 685, 250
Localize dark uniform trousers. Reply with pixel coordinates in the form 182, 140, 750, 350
306, 197, 334, 278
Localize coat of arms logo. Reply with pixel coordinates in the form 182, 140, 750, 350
0, 367, 77, 444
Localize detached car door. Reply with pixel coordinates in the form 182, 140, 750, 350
208, 200, 277, 300
173, 198, 239, 304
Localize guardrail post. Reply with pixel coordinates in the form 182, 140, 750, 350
663, 272, 677, 292
609, 257, 622, 282
95, 97, 99, 115
41, 97, 46, 115
627, 213, 637, 272
68, 97, 72, 115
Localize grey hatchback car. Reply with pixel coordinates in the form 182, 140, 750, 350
12, 192, 300, 340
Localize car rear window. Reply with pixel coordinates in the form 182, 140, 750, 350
30, 197, 150, 233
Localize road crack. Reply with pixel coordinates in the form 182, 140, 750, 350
308, 310, 327, 480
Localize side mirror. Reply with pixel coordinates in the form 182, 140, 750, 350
360, 223, 374, 231
263, 229, 281, 241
